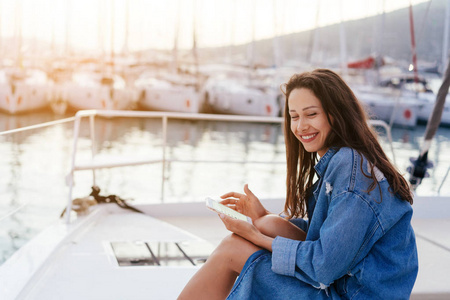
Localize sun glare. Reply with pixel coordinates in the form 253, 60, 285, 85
0, 0, 430, 56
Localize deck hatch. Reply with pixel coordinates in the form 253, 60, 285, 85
110, 241, 213, 267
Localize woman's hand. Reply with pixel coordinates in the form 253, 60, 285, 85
220, 184, 269, 221
218, 213, 273, 251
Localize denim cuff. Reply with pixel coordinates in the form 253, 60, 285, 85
271, 236, 301, 277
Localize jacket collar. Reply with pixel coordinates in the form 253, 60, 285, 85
314, 147, 338, 178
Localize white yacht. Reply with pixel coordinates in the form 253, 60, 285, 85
353, 84, 420, 128
135, 73, 202, 114
354, 74, 450, 128
0, 68, 50, 114
203, 76, 280, 117
66, 72, 137, 111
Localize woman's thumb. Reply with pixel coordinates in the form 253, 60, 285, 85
244, 184, 254, 197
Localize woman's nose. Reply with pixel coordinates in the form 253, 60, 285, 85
297, 118, 308, 131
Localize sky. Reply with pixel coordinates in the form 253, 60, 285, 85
0, 0, 430, 54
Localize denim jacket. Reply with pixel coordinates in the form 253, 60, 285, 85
271, 147, 418, 299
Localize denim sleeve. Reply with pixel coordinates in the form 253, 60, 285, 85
271, 236, 301, 277
271, 191, 379, 287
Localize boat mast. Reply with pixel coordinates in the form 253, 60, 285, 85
373, 0, 386, 85
110, 0, 115, 71
65, 0, 71, 57
122, 0, 130, 56
226, 0, 236, 64
193, 0, 201, 91
442, 0, 450, 74
51, 0, 56, 56
15, 0, 23, 68
409, 59, 450, 189
98, 0, 105, 60
0, 0, 2, 61
172, 0, 181, 74
272, 0, 281, 68
246, 0, 256, 83
309, 0, 321, 66
408, 2, 419, 83
339, 0, 348, 77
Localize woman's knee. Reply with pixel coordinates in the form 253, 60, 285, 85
214, 234, 257, 257
209, 234, 260, 273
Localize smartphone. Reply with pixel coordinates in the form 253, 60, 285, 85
205, 197, 252, 224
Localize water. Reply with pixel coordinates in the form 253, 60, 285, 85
1, 110, 450, 264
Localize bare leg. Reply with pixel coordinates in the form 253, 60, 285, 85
178, 234, 260, 300
178, 215, 306, 299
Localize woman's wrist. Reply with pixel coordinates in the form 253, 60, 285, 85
254, 232, 274, 252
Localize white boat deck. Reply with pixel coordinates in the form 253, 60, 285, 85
0, 194, 449, 300
0, 204, 211, 300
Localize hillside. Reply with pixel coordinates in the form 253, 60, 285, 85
200, 0, 448, 71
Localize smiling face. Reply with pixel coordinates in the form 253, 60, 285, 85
288, 88, 332, 157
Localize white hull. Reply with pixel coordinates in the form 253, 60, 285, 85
48, 83, 69, 115
67, 85, 135, 111
204, 79, 280, 117
0, 70, 50, 114
354, 87, 419, 127
67, 73, 136, 111
135, 76, 202, 113
416, 93, 450, 126
139, 86, 201, 113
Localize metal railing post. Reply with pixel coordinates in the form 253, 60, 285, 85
438, 166, 450, 195
161, 115, 168, 202
369, 119, 396, 165
89, 115, 97, 186
66, 114, 83, 224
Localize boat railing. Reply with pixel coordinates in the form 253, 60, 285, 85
438, 166, 450, 195
65, 110, 285, 223
0, 110, 396, 225
0, 117, 76, 137
0, 117, 76, 225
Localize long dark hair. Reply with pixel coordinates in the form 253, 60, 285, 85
282, 69, 413, 219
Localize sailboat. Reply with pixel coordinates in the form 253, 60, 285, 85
135, 0, 203, 114
346, 2, 428, 128
0, 1, 50, 114
203, 75, 279, 117
351, 74, 421, 128
202, 0, 279, 117
0, 68, 50, 115
65, 1, 137, 112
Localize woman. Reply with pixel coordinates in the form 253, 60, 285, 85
178, 69, 418, 299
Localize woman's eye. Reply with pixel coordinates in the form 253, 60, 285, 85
307, 113, 317, 117
291, 116, 299, 120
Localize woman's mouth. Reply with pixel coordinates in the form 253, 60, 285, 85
300, 133, 318, 142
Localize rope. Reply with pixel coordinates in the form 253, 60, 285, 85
89, 185, 144, 214
60, 185, 144, 217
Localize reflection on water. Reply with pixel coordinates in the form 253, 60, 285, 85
1, 110, 450, 264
